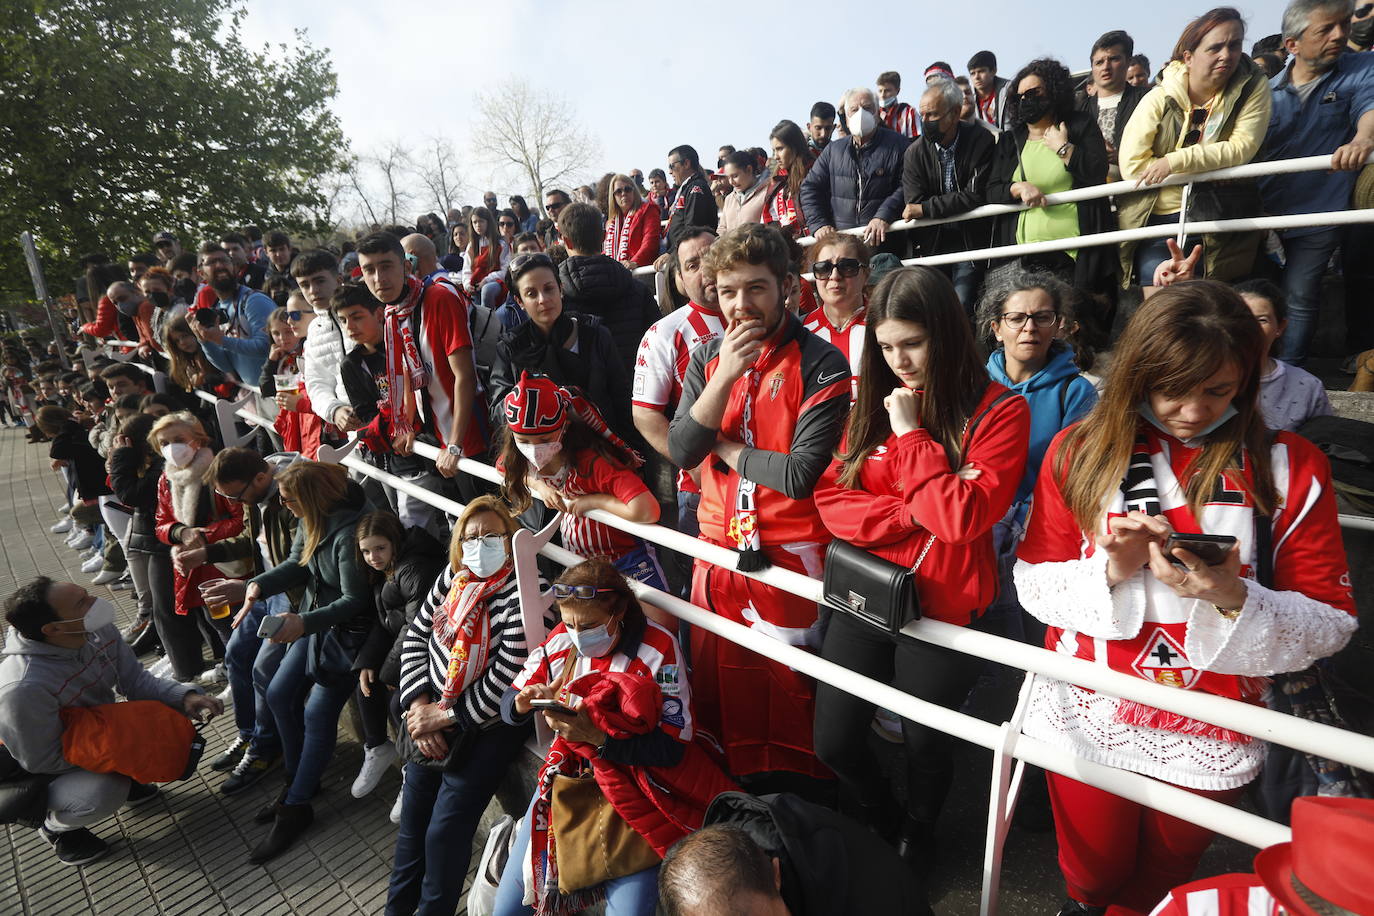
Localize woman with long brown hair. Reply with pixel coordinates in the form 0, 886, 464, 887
763, 119, 812, 238
1014, 280, 1356, 914
811, 266, 1029, 874
242, 460, 372, 863
602, 173, 662, 270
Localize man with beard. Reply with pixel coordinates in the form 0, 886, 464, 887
1259, 0, 1374, 366
633, 226, 725, 543
189, 242, 275, 384
355, 231, 485, 501
668, 223, 849, 792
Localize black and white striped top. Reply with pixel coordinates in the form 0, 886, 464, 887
397, 566, 552, 730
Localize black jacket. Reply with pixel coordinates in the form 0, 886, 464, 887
703, 792, 932, 916
800, 126, 912, 231
986, 110, 1116, 295
666, 172, 718, 247
48, 421, 110, 501
353, 526, 447, 685
900, 121, 997, 256
339, 345, 433, 477
1075, 83, 1150, 155
109, 448, 168, 556
487, 311, 631, 441
557, 254, 662, 375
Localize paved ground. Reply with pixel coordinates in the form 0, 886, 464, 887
0, 423, 1259, 915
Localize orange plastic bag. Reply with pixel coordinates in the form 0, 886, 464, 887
59, 701, 198, 783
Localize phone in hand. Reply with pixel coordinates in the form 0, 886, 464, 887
528, 698, 578, 718
194, 307, 228, 327
257, 615, 286, 639
1164, 533, 1237, 568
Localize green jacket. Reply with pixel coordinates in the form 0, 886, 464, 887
250, 480, 371, 636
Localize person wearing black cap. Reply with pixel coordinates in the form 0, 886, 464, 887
152, 231, 181, 264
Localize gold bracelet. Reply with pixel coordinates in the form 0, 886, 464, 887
1213, 603, 1242, 620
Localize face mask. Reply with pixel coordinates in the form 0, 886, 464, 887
55, 597, 117, 634
1138, 401, 1238, 444
847, 107, 877, 139
879, 95, 897, 109
516, 439, 563, 471
922, 118, 945, 138
1017, 95, 1052, 125
567, 620, 617, 658
1353, 16, 1374, 48
162, 442, 196, 468
462, 536, 508, 579
150, 290, 171, 309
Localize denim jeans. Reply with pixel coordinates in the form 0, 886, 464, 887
942, 261, 985, 317
225, 594, 287, 755
491, 795, 661, 916
265, 634, 356, 805
386, 723, 531, 916
1277, 228, 1342, 367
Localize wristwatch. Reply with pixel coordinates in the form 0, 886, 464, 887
1056, 142, 1071, 158
444, 705, 458, 722
445, 444, 462, 458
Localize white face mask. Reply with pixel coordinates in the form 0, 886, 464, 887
56, 597, 117, 635
161, 442, 195, 468
878, 95, 897, 108
847, 106, 878, 139
516, 440, 563, 471
462, 535, 508, 579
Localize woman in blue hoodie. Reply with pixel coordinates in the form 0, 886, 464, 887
979, 270, 1098, 644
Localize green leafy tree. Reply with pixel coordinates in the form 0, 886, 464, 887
0, 0, 348, 302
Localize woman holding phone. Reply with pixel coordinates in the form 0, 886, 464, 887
1014, 280, 1357, 914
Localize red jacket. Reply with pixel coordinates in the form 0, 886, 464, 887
602, 201, 662, 268
273, 390, 325, 458
79, 296, 119, 339
814, 384, 1029, 624
155, 474, 245, 615
563, 670, 736, 855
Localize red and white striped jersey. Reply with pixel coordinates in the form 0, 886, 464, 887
879, 101, 920, 139
537, 451, 650, 561
802, 305, 866, 402
632, 301, 726, 492
1146, 874, 1280, 916
514, 618, 693, 741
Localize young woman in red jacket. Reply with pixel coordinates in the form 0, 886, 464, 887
812, 266, 1030, 871
603, 174, 662, 270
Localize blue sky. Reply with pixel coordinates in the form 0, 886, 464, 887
238, 0, 1285, 205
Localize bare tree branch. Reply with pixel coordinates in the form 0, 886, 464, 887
409, 136, 464, 216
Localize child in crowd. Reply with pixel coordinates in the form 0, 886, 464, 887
1234, 279, 1333, 432
498, 372, 667, 599
260, 295, 326, 457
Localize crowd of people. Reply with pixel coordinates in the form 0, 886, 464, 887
2, 2, 1373, 915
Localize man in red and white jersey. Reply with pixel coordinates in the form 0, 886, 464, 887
633, 227, 725, 538
357, 231, 487, 501
876, 70, 920, 139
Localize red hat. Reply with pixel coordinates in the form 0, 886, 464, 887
503, 371, 567, 434
1253, 796, 1374, 916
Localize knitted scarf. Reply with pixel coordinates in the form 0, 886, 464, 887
382, 277, 427, 439
431, 565, 512, 709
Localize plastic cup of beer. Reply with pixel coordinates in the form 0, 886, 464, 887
198, 579, 232, 620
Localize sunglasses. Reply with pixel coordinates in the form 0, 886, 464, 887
510, 252, 555, 275
613, 187, 635, 195
550, 584, 618, 600
1359, 3, 1373, 15
1182, 107, 1208, 148
285, 310, 308, 322
547, 201, 566, 212
499, 221, 516, 228
811, 257, 865, 279
1015, 87, 1044, 101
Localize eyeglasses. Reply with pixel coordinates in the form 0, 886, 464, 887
279, 493, 298, 506
1182, 107, 1208, 148
461, 533, 506, 547
285, 310, 307, 323
1000, 310, 1060, 328
218, 479, 253, 502
510, 252, 555, 275
811, 257, 865, 279
550, 584, 618, 600
667, 159, 684, 170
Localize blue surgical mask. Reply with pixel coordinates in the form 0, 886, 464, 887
567, 620, 618, 658
1138, 401, 1238, 445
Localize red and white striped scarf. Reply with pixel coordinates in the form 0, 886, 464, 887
431, 565, 512, 708
382, 277, 428, 438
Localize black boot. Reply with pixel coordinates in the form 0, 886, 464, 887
129, 621, 161, 656
1056, 900, 1106, 916
895, 816, 937, 876
253, 785, 289, 824
249, 802, 313, 864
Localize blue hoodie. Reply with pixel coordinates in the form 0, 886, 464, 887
987, 344, 1098, 524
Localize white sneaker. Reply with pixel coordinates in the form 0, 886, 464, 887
69, 531, 94, 551
389, 779, 405, 824
81, 554, 104, 573
352, 742, 399, 798
215, 684, 234, 705
111, 575, 134, 591
195, 663, 226, 686
90, 569, 120, 586
148, 657, 175, 679
50, 518, 72, 534
65, 528, 84, 546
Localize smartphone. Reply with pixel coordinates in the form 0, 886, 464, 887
1164, 533, 1237, 568
194, 307, 227, 327
529, 698, 578, 717
257, 615, 286, 639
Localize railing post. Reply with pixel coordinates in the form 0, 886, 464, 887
214, 390, 258, 448
1178, 182, 1193, 250
512, 516, 561, 752
980, 673, 1037, 916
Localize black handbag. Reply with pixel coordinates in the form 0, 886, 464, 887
394, 720, 479, 772
823, 536, 936, 635
305, 629, 358, 688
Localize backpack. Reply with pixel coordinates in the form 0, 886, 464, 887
470, 303, 506, 383
1297, 415, 1374, 516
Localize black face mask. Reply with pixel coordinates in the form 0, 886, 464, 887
1353, 16, 1374, 48
1017, 95, 1052, 125
922, 118, 945, 138
151, 290, 171, 309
